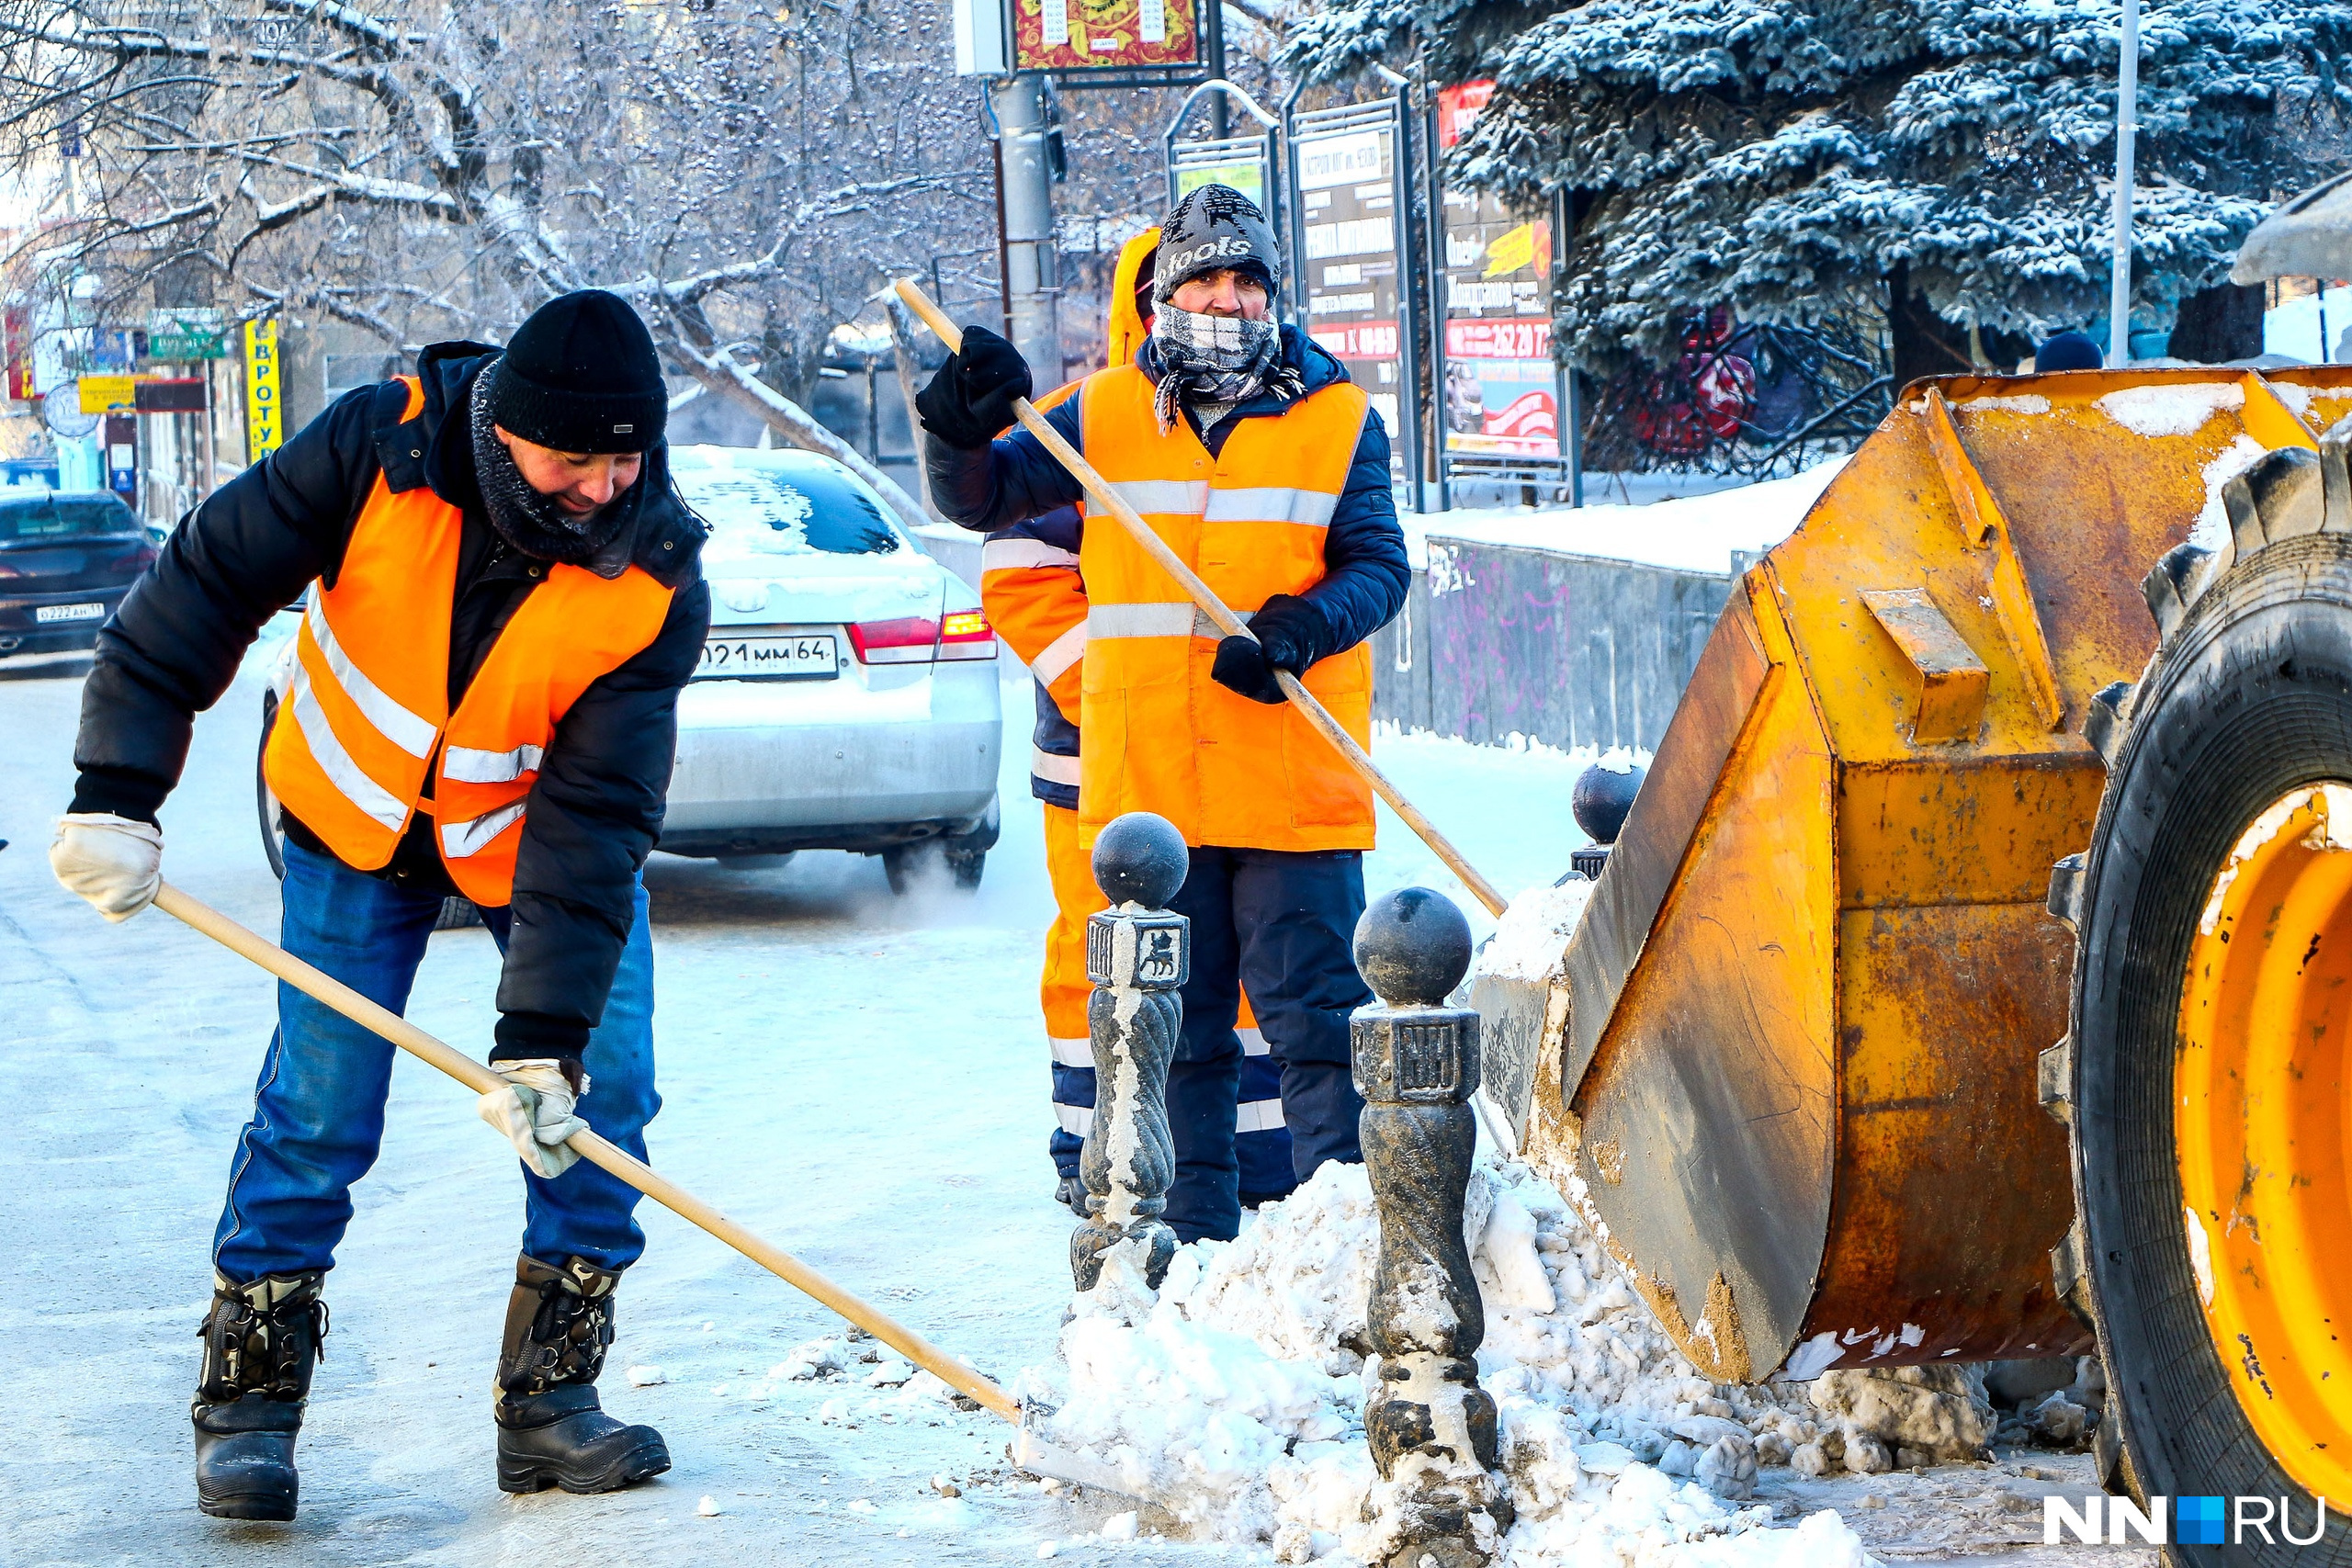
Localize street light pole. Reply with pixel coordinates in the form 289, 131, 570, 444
990, 75, 1063, 385
2109, 0, 2140, 367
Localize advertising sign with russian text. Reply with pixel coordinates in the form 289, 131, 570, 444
1437, 81, 1560, 459
1295, 120, 1403, 450
245, 318, 283, 464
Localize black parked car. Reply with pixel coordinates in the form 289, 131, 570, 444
0, 491, 157, 658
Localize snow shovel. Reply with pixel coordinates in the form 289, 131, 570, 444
149, 881, 1142, 1499
890, 277, 1510, 919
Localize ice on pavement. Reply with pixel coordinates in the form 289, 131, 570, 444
1022, 1159, 1873, 1566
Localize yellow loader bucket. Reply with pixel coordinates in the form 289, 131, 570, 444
1522, 366, 2352, 1382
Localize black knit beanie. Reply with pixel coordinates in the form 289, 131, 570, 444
487, 289, 667, 454
1154, 185, 1282, 304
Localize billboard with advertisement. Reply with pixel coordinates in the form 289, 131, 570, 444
1294, 113, 1404, 456
1436, 80, 1566, 465
1007, 0, 1200, 73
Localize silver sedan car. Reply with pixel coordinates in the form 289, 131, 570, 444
661, 445, 1001, 889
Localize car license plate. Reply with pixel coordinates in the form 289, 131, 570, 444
695, 632, 839, 681
35, 602, 105, 624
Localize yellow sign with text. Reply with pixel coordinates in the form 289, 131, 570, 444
77, 374, 137, 414
244, 318, 282, 463
1482, 221, 1538, 279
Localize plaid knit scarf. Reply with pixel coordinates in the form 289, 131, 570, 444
1148, 304, 1305, 434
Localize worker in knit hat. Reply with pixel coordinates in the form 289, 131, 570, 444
53, 288, 709, 1518
915, 185, 1410, 1245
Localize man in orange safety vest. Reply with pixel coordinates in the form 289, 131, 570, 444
920, 185, 1412, 1241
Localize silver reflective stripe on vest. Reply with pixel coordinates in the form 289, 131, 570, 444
1087, 602, 1221, 640
1031, 621, 1088, 685
442, 742, 545, 784
440, 799, 527, 859
1109, 479, 1210, 516
286, 669, 410, 831
1238, 1025, 1270, 1057
306, 596, 438, 760
1031, 746, 1082, 786
983, 536, 1080, 571
1049, 1034, 1093, 1068
1056, 1102, 1095, 1136
1203, 487, 1340, 527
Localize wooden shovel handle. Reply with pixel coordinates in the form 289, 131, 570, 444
151, 882, 1021, 1423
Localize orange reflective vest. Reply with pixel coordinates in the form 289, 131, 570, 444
1075, 364, 1375, 851
262, 378, 676, 907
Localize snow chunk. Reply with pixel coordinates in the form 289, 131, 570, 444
1954, 393, 2050, 414
696, 1495, 721, 1517
1475, 876, 1595, 984
625, 1365, 666, 1387
2096, 381, 2244, 438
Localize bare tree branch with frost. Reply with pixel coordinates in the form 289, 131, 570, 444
0, 0, 994, 524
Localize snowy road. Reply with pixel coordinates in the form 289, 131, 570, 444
2, 657, 2134, 1567
0, 659, 1591, 1568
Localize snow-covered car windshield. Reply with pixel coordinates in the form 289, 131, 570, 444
675, 462, 902, 560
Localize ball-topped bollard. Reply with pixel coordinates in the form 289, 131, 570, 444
1569, 759, 1645, 881
1071, 812, 1188, 1292
1091, 810, 1188, 910
1353, 886, 1474, 1008
1351, 886, 1512, 1566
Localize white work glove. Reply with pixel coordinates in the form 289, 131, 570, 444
50, 812, 164, 922
477, 1059, 591, 1179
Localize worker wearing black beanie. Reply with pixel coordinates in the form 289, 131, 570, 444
58, 280, 711, 1521
488, 288, 670, 454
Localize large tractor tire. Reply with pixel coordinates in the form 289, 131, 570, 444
2053, 443, 2352, 1562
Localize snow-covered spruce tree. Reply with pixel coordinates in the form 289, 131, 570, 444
1285, 0, 2352, 380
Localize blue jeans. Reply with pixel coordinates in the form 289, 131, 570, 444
211, 839, 661, 1282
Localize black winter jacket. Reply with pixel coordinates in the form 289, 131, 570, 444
922, 324, 1410, 670
71, 342, 711, 1066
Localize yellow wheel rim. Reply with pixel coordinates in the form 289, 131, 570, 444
2179, 784, 2352, 1511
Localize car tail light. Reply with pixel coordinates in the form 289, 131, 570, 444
848, 615, 941, 665
938, 607, 998, 661
848, 610, 999, 665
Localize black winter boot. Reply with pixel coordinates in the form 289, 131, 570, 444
493, 1254, 670, 1495
192, 1271, 328, 1521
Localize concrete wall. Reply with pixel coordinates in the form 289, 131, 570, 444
919, 516, 1732, 757
1371, 536, 1735, 752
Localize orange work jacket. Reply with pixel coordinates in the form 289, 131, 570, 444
1075, 363, 1375, 851
983, 228, 1161, 786
262, 378, 676, 907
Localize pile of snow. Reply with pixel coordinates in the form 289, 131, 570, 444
1019, 1159, 1880, 1566
2094, 381, 2245, 439
1475, 876, 1598, 987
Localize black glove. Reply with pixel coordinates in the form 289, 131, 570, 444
1210, 593, 1323, 705
915, 325, 1034, 449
